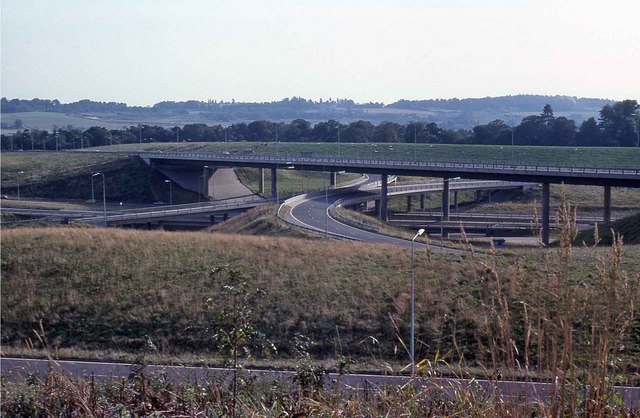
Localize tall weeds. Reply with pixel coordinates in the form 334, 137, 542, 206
472, 188, 639, 415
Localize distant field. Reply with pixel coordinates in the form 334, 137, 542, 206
0, 112, 135, 133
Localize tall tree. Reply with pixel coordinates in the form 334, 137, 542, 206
473, 120, 510, 145
599, 100, 639, 147
576, 117, 602, 146
342, 120, 374, 143
373, 122, 401, 143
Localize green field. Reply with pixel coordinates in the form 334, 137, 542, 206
0, 112, 135, 133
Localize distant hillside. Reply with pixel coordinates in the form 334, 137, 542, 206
573, 213, 640, 246
388, 95, 612, 112
1, 95, 615, 129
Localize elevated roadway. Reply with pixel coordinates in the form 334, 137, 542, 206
135, 151, 639, 187
133, 150, 638, 244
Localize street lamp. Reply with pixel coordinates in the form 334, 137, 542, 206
337, 124, 341, 159
632, 112, 639, 167
92, 172, 106, 226
17, 171, 24, 200
508, 127, 515, 162
203, 166, 212, 200
440, 177, 460, 247
414, 123, 418, 161
325, 172, 329, 237
410, 228, 425, 376
165, 180, 173, 205
90, 174, 96, 203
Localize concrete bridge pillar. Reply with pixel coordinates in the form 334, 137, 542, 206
542, 183, 550, 245
604, 186, 612, 223
379, 173, 388, 221
330, 172, 338, 187
202, 166, 215, 200
442, 178, 450, 238
271, 168, 278, 200
453, 190, 459, 213
258, 168, 265, 195
407, 195, 413, 212
420, 194, 426, 211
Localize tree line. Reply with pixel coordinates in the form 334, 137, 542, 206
1, 100, 638, 151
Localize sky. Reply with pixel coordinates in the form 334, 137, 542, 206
2, 0, 639, 106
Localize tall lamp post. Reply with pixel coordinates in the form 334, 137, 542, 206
440, 177, 460, 248
17, 171, 24, 200
337, 125, 341, 159
632, 112, 639, 167
203, 166, 212, 201
414, 123, 418, 161
90, 174, 96, 203
165, 180, 173, 205
92, 172, 106, 226
410, 228, 426, 376
509, 128, 514, 162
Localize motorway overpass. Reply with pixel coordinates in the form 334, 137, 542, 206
89, 151, 640, 244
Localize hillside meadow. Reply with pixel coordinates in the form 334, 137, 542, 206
2, 226, 639, 380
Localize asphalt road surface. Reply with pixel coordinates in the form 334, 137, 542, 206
2, 357, 639, 408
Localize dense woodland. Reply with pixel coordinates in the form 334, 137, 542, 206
1, 99, 638, 151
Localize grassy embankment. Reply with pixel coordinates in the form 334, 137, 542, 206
2, 198, 640, 415
3, 222, 639, 375
0, 152, 172, 205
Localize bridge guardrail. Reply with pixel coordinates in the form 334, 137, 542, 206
137, 151, 640, 178
80, 197, 271, 224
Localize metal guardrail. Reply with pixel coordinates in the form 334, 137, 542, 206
137, 151, 640, 178
388, 180, 528, 195
333, 180, 528, 208
80, 197, 271, 224
391, 212, 610, 224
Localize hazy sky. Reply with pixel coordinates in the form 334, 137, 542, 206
2, 0, 639, 106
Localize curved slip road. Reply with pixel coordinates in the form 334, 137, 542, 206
283, 175, 450, 250
283, 176, 541, 249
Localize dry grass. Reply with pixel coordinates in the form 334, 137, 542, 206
2, 226, 639, 372
3, 204, 640, 415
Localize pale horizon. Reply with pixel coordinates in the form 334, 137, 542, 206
2, 0, 639, 106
